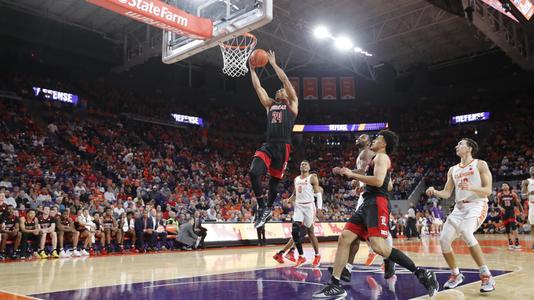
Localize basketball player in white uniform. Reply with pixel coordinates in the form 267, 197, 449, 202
273, 160, 323, 267
521, 165, 534, 251
426, 138, 495, 293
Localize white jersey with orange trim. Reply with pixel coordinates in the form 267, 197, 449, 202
295, 175, 315, 205
452, 159, 488, 203
528, 178, 534, 225
528, 178, 534, 203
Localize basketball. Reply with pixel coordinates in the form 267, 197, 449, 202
249, 49, 269, 68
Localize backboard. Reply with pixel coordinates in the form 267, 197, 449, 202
162, 0, 272, 64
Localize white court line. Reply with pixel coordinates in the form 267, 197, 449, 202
409, 261, 522, 300
144, 279, 325, 289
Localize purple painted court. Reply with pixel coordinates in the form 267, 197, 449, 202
32, 264, 509, 300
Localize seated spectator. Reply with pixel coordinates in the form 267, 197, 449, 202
134, 210, 156, 251
119, 212, 136, 250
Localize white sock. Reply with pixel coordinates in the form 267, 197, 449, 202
479, 265, 491, 276
452, 268, 460, 275
346, 263, 353, 270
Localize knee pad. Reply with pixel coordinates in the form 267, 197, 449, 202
459, 228, 478, 247
292, 222, 302, 244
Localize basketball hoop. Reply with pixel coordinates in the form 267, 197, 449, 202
219, 33, 257, 77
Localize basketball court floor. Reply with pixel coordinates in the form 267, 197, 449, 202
0, 235, 532, 300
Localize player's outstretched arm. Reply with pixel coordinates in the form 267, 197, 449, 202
426, 167, 454, 199
267, 50, 298, 114
249, 61, 271, 110
340, 154, 388, 187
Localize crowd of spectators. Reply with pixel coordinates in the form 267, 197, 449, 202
1, 69, 533, 260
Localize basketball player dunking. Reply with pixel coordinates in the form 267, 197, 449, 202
521, 166, 534, 251
249, 51, 298, 229
426, 138, 495, 292
497, 183, 523, 250
273, 160, 323, 267
327, 134, 396, 283
314, 130, 438, 298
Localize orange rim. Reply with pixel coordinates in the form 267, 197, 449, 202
221, 33, 257, 50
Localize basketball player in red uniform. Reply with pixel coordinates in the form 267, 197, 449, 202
497, 183, 523, 250
314, 130, 438, 298
38, 206, 59, 258
20, 208, 41, 259
248, 50, 298, 229
0, 206, 21, 259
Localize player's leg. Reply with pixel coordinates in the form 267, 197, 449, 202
366, 197, 438, 297
0, 233, 7, 257
39, 232, 49, 258
249, 157, 268, 207
511, 221, 520, 249
440, 217, 463, 289
273, 238, 294, 263
529, 212, 534, 251
459, 214, 495, 292
292, 221, 307, 267
50, 232, 59, 258
505, 219, 514, 249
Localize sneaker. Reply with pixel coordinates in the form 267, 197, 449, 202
365, 252, 378, 266
0, 253, 4, 260
295, 256, 306, 268
81, 249, 90, 256
59, 250, 70, 258
327, 266, 352, 282
273, 252, 284, 264
51, 250, 60, 259
415, 268, 439, 297
254, 208, 272, 229
386, 275, 397, 293
38, 250, 49, 259
312, 255, 321, 268
71, 249, 82, 257
444, 273, 465, 289
89, 248, 95, 256
101, 248, 108, 255
312, 282, 347, 298
513, 245, 521, 250
11, 252, 20, 260
508, 244, 514, 250
367, 276, 383, 299
480, 274, 495, 293
285, 249, 296, 262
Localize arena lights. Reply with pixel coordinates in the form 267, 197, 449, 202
334, 36, 353, 51
312, 25, 372, 57
313, 26, 331, 39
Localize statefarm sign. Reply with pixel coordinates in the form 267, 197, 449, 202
86, 0, 213, 39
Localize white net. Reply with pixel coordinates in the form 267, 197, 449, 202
219, 33, 257, 77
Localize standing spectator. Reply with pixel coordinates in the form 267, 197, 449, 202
193, 210, 207, 248
406, 203, 418, 239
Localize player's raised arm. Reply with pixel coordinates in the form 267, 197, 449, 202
249, 61, 272, 111
267, 50, 298, 114
426, 167, 454, 199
